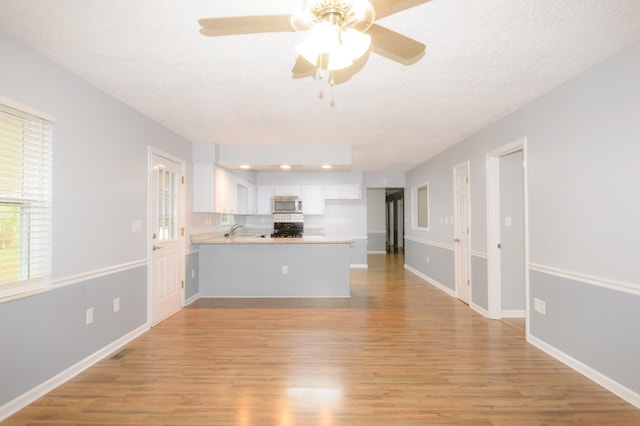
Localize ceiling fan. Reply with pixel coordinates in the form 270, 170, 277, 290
199, 0, 429, 82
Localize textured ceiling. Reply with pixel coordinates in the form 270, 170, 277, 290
1, 0, 640, 172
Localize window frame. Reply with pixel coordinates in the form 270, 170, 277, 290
411, 182, 430, 231
0, 97, 54, 300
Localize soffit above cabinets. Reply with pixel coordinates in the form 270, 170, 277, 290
218, 144, 352, 172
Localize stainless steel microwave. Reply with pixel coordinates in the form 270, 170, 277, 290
272, 196, 303, 214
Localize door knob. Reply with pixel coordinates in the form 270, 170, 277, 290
153, 245, 164, 251
454, 238, 460, 243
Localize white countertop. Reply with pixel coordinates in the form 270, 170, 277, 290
191, 233, 353, 245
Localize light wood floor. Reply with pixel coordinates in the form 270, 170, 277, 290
5, 253, 639, 425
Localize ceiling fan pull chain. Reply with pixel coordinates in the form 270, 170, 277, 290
330, 71, 336, 107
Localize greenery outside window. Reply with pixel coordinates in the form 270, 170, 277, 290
0, 100, 53, 299
412, 182, 429, 230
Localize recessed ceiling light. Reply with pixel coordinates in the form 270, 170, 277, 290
321, 164, 332, 169
240, 165, 251, 169
280, 164, 291, 170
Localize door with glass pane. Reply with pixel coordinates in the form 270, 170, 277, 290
150, 152, 183, 325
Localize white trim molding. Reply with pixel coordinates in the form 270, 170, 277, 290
405, 236, 454, 251
501, 309, 525, 318
0, 324, 149, 422
404, 264, 456, 298
184, 293, 200, 307
486, 137, 529, 321
471, 303, 489, 318
52, 259, 148, 289
529, 263, 640, 296
527, 334, 640, 410
471, 250, 487, 259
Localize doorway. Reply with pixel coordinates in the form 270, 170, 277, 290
149, 149, 185, 326
385, 189, 404, 253
486, 138, 528, 322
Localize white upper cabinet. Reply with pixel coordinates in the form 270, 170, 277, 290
193, 163, 257, 214
257, 185, 275, 215
214, 166, 233, 213
301, 185, 325, 215
323, 183, 361, 200
274, 185, 303, 196
194, 166, 361, 215
193, 163, 215, 212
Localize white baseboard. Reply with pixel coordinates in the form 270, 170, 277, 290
350, 264, 368, 268
184, 293, 200, 306
367, 251, 387, 254
527, 334, 640, 410
404, 265, 456, 298
501, 309, 525, 318
0, 324, 149, 422
471, 303, 489, 318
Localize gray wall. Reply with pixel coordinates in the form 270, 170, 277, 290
0, 33, 192, 410
185, 251, 200, 302
405, 39, 640, 396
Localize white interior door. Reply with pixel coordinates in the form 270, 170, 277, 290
150, 152, 184, 326
454, 162, 471, 304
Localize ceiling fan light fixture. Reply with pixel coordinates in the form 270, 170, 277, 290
341, 28, 371, 60
296, 1, 374, 70
295, 21, 339, 65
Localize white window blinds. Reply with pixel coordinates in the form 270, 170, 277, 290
0, 101, 53, 298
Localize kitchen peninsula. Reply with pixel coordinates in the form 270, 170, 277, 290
192, 234, 353, 298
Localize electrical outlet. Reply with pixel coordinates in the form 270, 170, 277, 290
113, 298, 120, 313
191, 269, 195, 279
426, 256, 430, 264
534, 297, 546, 315
131, 219, 142, 232
282, 265, 288, 274
86, 308, 94, 325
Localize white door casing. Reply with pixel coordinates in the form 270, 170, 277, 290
149, 150, 185, 326
454, 161, 471, 304
486, 138, 529, 324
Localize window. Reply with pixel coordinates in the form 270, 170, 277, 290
157, 166, 178, 242
0, 100, 53, 299
412, 183, 429, 230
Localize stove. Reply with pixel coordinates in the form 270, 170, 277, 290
270, 230, 303, 238
272, 219, 303, 238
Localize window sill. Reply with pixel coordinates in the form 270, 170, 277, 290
0, 287, 52, 304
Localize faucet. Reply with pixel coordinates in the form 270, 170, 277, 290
229, 224, 244, 236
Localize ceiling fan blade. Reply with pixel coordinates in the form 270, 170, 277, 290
291, 55, 316, 79
367, 23, 425, 65
371, 0, 432, 20
199, 15, 295, 37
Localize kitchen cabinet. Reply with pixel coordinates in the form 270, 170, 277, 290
274, 185, 303, 196
234, 175, 257, 215
301, 185, 325, 215
215, 166, 234, 213
197, 240, 351, 297
193, 163, 257, 214
193, 163, 215, 212
323, 183, 361, 200
257, 185, 274, 215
